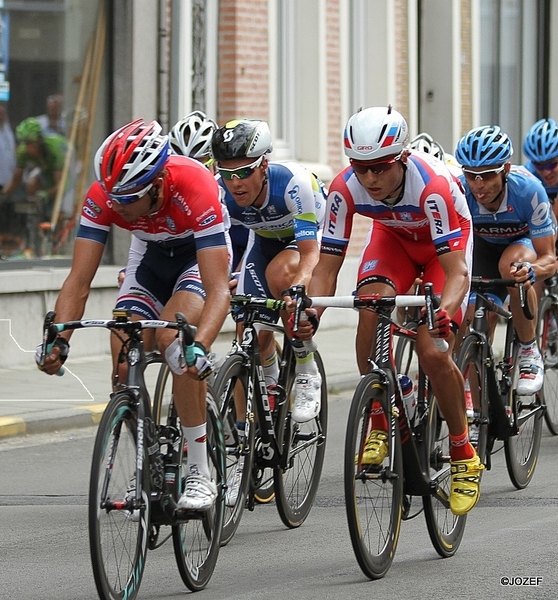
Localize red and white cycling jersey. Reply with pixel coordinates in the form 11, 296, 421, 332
321, 150, 471, 257
77, 155, 226, 251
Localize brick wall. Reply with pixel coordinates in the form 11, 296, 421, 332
216, 0, 269, 123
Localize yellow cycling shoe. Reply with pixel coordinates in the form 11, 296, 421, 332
449, 454, 485, 516
356, 430, 388, 466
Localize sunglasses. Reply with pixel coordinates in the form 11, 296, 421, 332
219, 155, 265, 180
461, 165, 506, 181
109, 181, 155, 205
350, 155, 401, 176
533, 160, 558, 172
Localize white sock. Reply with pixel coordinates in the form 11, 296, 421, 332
182, 424, 210, 479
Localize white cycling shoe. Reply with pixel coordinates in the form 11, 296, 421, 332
177, 474, 217, 511
516, 348, 544, 395
292, 372, 322, 423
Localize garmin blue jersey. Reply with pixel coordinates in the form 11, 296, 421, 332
459, 166, 553, 245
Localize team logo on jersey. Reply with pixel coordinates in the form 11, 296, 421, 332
362, 259, 379, 273
166, 216, 176, 232
200, 214, 217, 227
83, 206, 98, 219
399, 212, 413, 221
86, 198, 102, 213
267, 204, 277, 215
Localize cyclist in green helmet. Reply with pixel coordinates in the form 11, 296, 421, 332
2, 116, 67, 221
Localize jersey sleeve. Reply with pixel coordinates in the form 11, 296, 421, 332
420, 176, 464, 255
75, 181, 113, 246
319, 173, 355, 257
285, 168, 321, 242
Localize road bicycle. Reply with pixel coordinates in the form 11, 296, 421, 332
536, 272, 558, 434
38, 309, 226, 599
457, 276, 544, 489
212, 287, 328, 545
310, 284, 463, 580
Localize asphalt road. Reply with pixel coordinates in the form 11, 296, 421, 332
1, 389, 557, 600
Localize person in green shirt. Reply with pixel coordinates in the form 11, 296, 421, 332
2, 116, 66, 221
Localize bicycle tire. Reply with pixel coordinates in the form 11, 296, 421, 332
422, 393, 467, 557
504, 345, 544, 489
537, 295, 558, 435
89, 392, 150, 600
212, 352, 255, 546
173, 386, 226, 591
274, 350, 328, 528
344, 372, 403, 579
457, 335, 490, 465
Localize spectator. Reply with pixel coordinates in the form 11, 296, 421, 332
36, 94, 66, 136
2, 116, 66, 221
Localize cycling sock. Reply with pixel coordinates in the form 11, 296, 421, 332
263, 348, 280, 386
449, 430, 475, 461
294, 351, 319, 375
519, 338, 537, 352
182, 423, 211, 479
370, 401, 388, 432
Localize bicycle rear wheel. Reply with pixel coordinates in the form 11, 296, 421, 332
173, 386, 226, 591
274, 350, 328, 528
212, 352, 254, 546
89, 392, 150, 600
344, 373, 403, 580
504, 345, 544, 489
422, 392, 467, 557
537, 295, 558, 434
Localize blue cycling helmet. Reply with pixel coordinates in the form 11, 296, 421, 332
455, 125, 513, 167
523, 118, 558, 163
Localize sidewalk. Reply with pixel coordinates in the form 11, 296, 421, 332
0, 326, 360, 439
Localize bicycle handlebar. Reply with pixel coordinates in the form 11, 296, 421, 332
309, 282, 449, 352
470, 276, 534, 320
39, 309, 197, 375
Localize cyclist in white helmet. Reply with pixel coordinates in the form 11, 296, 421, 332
409, 132, 462, 177
298, 106, 482, 516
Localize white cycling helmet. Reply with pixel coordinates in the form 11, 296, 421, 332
409, 132, 445, 161
344, 106, 409, 161
168, 111, 217, 159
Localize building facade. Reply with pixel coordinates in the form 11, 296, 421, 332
0, 0, 557, 266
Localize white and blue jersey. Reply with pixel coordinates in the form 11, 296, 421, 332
218, 161, 326, 321
459, 166, 553, 245
219, 161, 326, 244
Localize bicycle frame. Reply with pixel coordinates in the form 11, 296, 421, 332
311, 288, 450, 501
371, 302, 447, 499
466, 289, 518, 440
231, 302, 300, 472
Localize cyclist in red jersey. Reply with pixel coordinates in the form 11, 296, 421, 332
298, 106, 483, 516
37, 119, 231, 511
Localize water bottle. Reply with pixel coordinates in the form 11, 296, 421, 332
398, 374, 417, 426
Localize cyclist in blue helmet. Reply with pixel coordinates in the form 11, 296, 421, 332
456, 125, 556, 395
523, 118, 558, 208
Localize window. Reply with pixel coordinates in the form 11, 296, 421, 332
0, 0, 108, 264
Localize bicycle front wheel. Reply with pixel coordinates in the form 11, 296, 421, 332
89, 392, 150, 600
173, 386, 225, 591
422, 393, 467, 557
537, 295, 558, 434
344, 373, 403, 580
457, 335, 489, 465
274, 350, 328, 528
212, 352, 254, 546
505, 347, 544, 489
